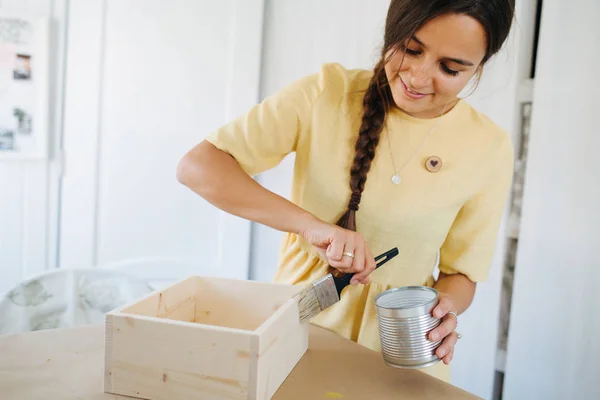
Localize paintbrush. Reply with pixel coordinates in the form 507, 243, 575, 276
294, 247, 399, 322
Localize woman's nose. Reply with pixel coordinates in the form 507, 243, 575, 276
409, 62, 433, 89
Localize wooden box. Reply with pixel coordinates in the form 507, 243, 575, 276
104, 276, 309, 400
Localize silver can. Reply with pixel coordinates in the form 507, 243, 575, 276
374, 286, 442, 369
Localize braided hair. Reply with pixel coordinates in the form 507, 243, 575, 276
335, 60, 391, 231
335, 0, 515, 232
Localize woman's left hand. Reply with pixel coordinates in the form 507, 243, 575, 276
428, 293, 461, 365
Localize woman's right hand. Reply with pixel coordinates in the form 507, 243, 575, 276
299, 218, 377, 285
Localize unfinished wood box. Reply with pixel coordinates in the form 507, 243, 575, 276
104, 276, 309, 400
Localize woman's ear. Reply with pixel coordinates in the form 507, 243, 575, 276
476, 63, 484, 78
473, 64, 485, 90
458, 64, 484, 100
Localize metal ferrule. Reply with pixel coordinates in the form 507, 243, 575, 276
312, 274, 340, 311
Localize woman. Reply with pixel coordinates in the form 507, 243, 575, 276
177, 0, 515, 382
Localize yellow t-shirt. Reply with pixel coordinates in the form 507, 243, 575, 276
206, 63, 513, 382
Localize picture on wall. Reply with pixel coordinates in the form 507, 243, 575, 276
0, 12, 49, 160
14, 53, 32, 80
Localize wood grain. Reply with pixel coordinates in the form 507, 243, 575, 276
0, 324, 479, 400
104, 276, 308, 399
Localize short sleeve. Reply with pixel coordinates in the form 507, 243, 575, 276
204, 69, 324, 177
438, 135, 515, 282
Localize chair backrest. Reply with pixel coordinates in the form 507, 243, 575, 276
100, 256, 206, 290
0, 268, 153, 336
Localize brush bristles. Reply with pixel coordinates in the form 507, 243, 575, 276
293, 285, 323, 323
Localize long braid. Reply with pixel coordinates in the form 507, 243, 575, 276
336, 60, 390, 231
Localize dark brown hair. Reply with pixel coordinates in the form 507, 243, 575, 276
336, 0, 516, 231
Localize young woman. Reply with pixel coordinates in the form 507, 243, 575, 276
177, 0, 515, 382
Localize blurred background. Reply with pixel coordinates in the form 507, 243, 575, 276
0, 0, 597, 399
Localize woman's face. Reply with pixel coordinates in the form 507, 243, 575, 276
384, 13, 488, 119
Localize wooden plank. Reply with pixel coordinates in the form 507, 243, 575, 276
105, 313, 254, 400
255, 299, 308, 399
118, 276, 197, 322
193, 277, 297, 331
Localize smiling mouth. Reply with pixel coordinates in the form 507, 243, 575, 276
398, 76, 432, 99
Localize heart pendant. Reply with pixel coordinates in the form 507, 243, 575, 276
425, 156, 442, 173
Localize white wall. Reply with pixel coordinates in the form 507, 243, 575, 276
250, 1, 535, 398
503, 1, 600, 398
57, 0, 263, 285
0, 0, 67, 294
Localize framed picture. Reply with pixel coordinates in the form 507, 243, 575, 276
0, 11, 50, 160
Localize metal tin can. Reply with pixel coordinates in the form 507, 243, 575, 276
374, 286, 442, 369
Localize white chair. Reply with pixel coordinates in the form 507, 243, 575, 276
0, 268, 153, 336
101, 257, 210, 291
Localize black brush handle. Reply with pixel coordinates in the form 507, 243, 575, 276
332, 247, 399, 296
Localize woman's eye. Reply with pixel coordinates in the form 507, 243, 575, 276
440, 63, 459, 76
404, 48, 420, 56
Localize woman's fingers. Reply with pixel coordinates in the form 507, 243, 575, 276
304, 222, 377, 282
327, 232, 356, 271
429, 312, 458, 342
350, 241, 375, 285
364, 245, 377, 280
443, 346, 455, 365
432, 294, 453, 319
348, 242, 366, 284
436, 331, 459, 364
326, 234, 346, 263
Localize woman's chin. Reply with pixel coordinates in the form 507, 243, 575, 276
391, 95, 432, 118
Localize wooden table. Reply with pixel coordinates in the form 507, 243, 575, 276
0, 324, 479, 399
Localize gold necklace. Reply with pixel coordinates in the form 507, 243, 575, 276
386, 103, 449, 185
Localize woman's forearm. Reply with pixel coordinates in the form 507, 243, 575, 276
434, 272, 476, 315
176, 140, 321, 236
